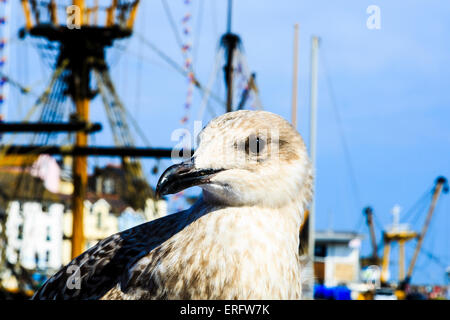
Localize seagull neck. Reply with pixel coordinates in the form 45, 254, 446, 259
192, 194, 304, 245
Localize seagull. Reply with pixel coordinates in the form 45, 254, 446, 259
32, 110, 313, 300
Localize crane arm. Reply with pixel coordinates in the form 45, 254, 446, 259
401, 176, 448, 288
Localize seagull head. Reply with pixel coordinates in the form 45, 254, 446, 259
156, 110, 313, 208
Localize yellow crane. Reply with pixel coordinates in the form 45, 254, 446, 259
399, 177, 448, 291
360, 176, 448, 300
360, 206, 382, 267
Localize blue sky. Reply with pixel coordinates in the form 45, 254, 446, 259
5, 1, 450, 285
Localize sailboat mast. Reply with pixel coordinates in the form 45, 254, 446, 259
308, 36, 319, 260
226, 0, 233, 34
222, 0, 238, 113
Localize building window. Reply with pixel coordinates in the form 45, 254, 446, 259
46, 226, 51, 241
315, 244, 327, 258
96, 212, 102, 229
103, 178, 114, 194
18, 225, 23, 240
96, 177, 103, 194
45, 251, 50, 263
34, 252, 39, 268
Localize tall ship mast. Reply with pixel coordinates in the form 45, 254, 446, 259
0, 1, 265, 297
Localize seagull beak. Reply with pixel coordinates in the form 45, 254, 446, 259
156, 159, 224, 198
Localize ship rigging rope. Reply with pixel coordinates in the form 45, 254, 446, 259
2, 69, 70, 200
161, 0, 201, 126
134, 32, 226, 109
0, 60, 68, 160
320, 48, 362, 214
134, 1, 226, 113
196, 48, 223, 121
33, 79, 60, 143
0, 71, 35, 96
353, 214, 365, 233
31, 73, 69, 197
372, 212, 384, 236
192, 0, 204, 68
36, 75, 69, 145
134, 1, 145, 121
33, 38, 59, 70
403, 186, 433, 227
179, 0, 195, 126
94, 68, 142, 179
160, 0, 185, 61
103, 72, 153, 148
408, 241, 448, 271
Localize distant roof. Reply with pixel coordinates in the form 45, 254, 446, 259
55, 192, 137, 215
0, 165, 151, 214
315, 230, 364, 244
0, 167, 61, 205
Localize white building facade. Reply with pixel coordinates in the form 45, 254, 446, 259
5, 201, 64, 271
314, 231, 364, 287
3, 197, 167, 272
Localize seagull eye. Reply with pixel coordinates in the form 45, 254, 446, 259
245, 136, 266, 155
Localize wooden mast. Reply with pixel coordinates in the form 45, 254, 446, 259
71, 0, 87, 259
71, 98, 89, 258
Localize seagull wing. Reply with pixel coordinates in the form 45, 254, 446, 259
32, 210, 187, 300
